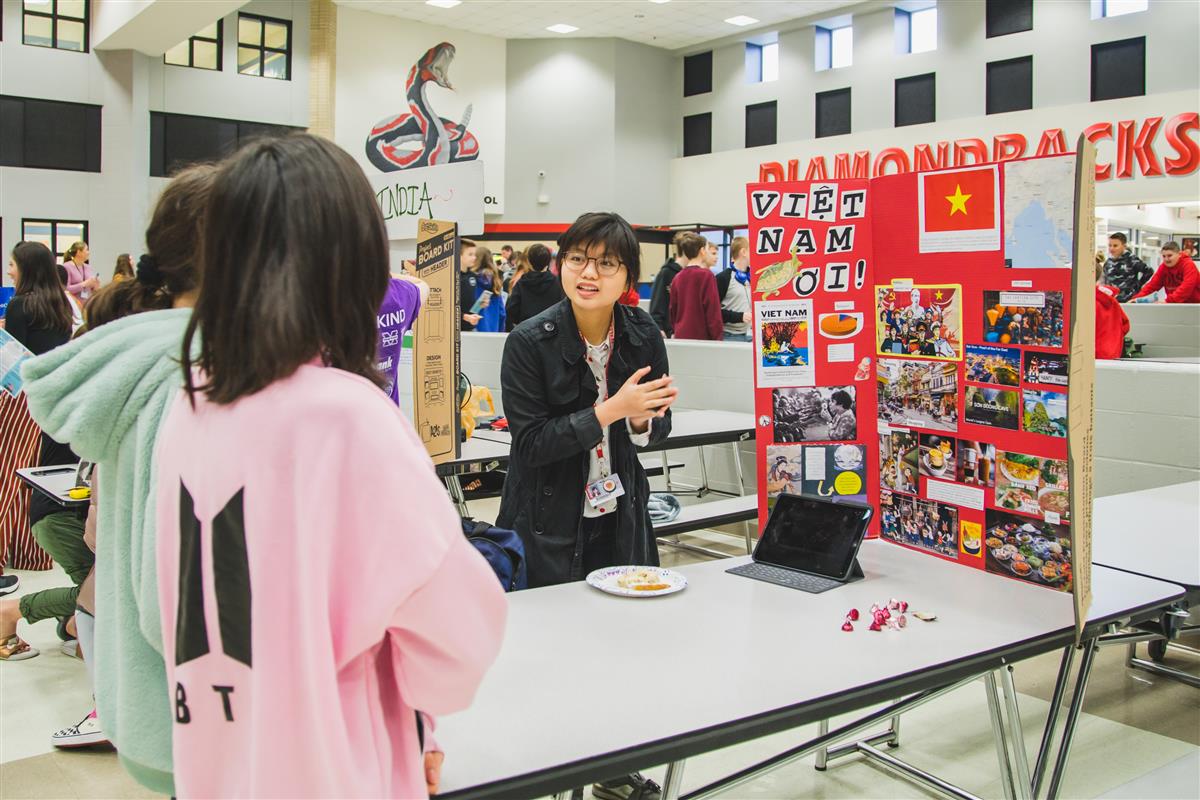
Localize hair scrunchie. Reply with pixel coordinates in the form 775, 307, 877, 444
136, 253, 163, 286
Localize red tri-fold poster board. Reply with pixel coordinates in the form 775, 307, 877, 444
747, 150, 1094, 608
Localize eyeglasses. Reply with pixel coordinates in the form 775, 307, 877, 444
561, 251, 624, 276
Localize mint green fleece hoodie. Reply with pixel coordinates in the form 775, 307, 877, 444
22, 308, 192, 796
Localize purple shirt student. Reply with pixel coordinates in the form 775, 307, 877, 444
377, 278, 423, 404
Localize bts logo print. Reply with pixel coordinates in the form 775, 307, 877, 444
174, 483, 251, 725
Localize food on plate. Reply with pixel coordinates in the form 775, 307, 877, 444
1039, 489, 1069, 516
1001, 453, 1041, 484
1013, 561, 1032, 575
1041, 563, 1060, 581
1027, 556, 1044, 569
986, 537, 1003, 549
991, 547, 1011, 561
616, 568, 671, 592
1001, 487, 1037, 511
928, 449, 944, 469
940, 440, 952, 454
834, 445, 864, 471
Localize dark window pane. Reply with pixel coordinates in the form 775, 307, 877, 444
895, 73, 936, 127
986, 56, 1032, 114
1091, 37, 1145, 101
684, 51, 712, 97
683, 112, 712, 157
24, 99, 87, 170
0, 97, 25, 167
745, 101, 777, 148
986, 0, 1033, 38
816, 88, 851, 138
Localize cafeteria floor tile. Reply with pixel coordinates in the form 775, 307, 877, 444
2, 521, 1196, 799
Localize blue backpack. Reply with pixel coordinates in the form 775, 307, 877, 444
461, 518, 528, 591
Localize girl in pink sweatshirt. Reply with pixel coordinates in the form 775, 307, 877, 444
155, 134, 507, 799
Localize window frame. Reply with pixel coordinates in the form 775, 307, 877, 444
1100, 0, 1148, 19
236, 12, 292, 81
22, 0, 90, 53
21, 218, 89, 260
745, 41, 779, 84
899, 7, 937, 54
165, 19, 224, 72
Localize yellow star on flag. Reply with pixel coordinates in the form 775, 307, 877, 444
946, 184, 971, 216
934, 289, 944, 300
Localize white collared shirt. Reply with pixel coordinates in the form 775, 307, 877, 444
583, 336, 651, 517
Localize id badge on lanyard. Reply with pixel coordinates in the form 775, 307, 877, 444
584, 325, 625, 511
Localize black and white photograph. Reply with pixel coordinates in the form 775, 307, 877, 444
772, 386, 857, 443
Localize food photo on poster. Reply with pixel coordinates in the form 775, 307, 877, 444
879, 431, 919, 495
875, 285, 962, 359
965, 344, 1020, 385
756, 300, 815, 388
985, 510, 1072, 592
765, 445, 805, 499
964, 385, 1020, 430
801, 444, 868, 504
880, 491, 960, 559
772, 386, 857, 442
1023, 351, 1069, 386
995, 450, 1071, 521
982, 290, 1065, 347
960, 520, 983, 558
877, 358, 959, 432
918, 433, 957, 479
957, 440, 997, 487
1023, 390, 1068, 438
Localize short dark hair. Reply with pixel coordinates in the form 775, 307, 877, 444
1162, 240, 1180, 253
527, 243, 551, 271
460, 238, 476, 249
501, 244, 513, 253
557, 212, 640, 288
677, 232, 707, 260
831, 389, 852, 410
183, 134, 389, 405
1108, 232, 1127, 245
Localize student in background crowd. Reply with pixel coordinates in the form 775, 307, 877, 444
505, 243, 563, 330
1095, 260, 1129, 360
22, 164, 217, 788
157, 135, 505, 798
499, 244, 516, 274
498, 211, 674, 800
506, 249, 531, 292
716, 235, 752, 341
62, 241, 99, 305
706, 240, 721, 274
377, 270, 428, 405
669, 231, 723, 340
0, 242, 78, 663
55, 264, 85, 332
1131, 241, 1200, 304
459, 237, 483, 330
472, 245, 507, 332
111, 254, 134, 283
1103, 233, 1152, 302
649, 232, 687, 336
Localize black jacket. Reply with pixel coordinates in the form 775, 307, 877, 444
649, 260, 682, 335
1103, 251, 1153, 303
714, 268, 751, 324
459, 270, 479, 331
505, 270, 565, 332
496, 300, 672, 587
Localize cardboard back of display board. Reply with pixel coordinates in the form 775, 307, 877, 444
414, 220, 461, 466
747, 151, 1093, 630
1068, 137, 1097, 641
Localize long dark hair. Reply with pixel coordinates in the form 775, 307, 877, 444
12, 242, 72, 334
182, 134, 389, 405
86, 164, 216, 330
474, 245, 502, 293
113, 254, 134, 280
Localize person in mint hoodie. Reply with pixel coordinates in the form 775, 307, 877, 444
160, 134, 506, 798
22, 164, 216, 794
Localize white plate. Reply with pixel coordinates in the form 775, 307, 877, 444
585, 566, 688, 598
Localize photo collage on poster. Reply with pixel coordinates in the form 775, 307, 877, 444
750, 180, 877, 527
749, 154, 1080, 593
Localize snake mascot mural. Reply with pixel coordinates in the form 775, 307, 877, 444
365, 42, 480, 172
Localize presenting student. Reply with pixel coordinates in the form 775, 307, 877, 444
498, 211, 678, 588
154, 135, 506, 798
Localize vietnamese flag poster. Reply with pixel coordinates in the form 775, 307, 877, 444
918, 165, 1000, 253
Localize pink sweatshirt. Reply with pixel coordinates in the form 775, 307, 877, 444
155, 363, 507, 799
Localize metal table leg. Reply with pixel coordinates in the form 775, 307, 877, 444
731, 441, 747, 496
696, 447, 710, 497
1032, 646, 1075, 799
662, 450, 673, 493
814, 719, 829, 770
1000, 666, 1032, 800
445, 475, 469, 516
986, 672, 1017, 800
662, 760, 687, 800
1045, 637, 1100, 800
889, 714, 902, 748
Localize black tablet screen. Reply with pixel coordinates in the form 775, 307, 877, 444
756, 494, 872, 578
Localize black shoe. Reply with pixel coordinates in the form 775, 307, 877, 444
0, 575, 18, 596
57, 616, 76, 642
593, 773, 662, 800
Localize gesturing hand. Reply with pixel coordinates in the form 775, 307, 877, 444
598, 366, 678, 430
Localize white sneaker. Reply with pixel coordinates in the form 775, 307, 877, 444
51, 710, 108, 748
0, 575, 19, 596
60, 640, 82, 659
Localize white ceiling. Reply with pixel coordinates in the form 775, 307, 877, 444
334, 1, 864, 52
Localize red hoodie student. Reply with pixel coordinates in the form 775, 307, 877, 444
1096, 283, 1129, 360
1131, 241, 1200, 304
669, 232, 723, 340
